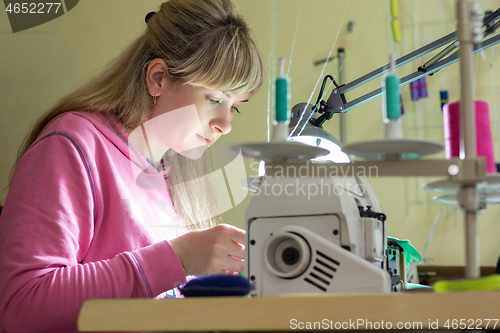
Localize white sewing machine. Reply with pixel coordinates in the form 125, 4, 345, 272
244, 173, 392, 296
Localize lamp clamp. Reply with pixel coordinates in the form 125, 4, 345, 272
324, 86, 347, 115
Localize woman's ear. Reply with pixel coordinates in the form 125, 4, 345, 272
145, 58, 170, 97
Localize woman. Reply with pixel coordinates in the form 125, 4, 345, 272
0, 0, 263, 332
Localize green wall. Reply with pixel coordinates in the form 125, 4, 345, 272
1, 0, 500, 267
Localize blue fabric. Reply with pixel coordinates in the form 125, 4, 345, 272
178, 274, 251, 297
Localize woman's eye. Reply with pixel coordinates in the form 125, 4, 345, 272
231, 106, 241, 114
207, 98, 221, 105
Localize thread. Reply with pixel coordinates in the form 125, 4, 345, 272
440, 90, 449, 111
418, 77, 428, 98
420, 204, 443, 259
287, 0, 303, 76
409, 77, 429, 101
385, 75, 400, 120
385, 55, 400, 121
289, 0, 350, 138
389, 0, 399, 16
443, 100, 496, 173
389, 0, 402, 43
410, 81, 420, 101
314, 0, 385, 109
275, 58, 290, 123
391, 19, 402, 43
266, 0, 276, 142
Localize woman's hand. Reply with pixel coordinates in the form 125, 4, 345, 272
170, 224, 245, 276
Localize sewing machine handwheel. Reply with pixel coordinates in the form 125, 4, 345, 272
263, 229, 311, 279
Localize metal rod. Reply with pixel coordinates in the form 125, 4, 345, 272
339, 31, 456, 94
420, 41, 460, 71
419, 9, 500, 72
264, 158, 485, 179
340, 33, 500, 112
457, 0, 480, 279
465, 210, 479, 277
338, 48, 346, 144
459, 5, 477, 159
314, 56, 336, 66
483, 6, 500, 27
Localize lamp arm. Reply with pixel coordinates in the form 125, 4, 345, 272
318, 7, 500, 118
420, 7, 500, 73
337, 33, 500, 113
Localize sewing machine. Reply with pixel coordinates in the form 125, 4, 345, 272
242, 1, 500, 294
244, 173, 392, 296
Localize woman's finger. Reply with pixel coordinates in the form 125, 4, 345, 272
223, 255, 245, 273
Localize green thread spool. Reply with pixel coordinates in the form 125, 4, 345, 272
275, 57, 290, 123
385, 74, 401, 120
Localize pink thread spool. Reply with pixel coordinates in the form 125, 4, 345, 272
443, 100, 496, 173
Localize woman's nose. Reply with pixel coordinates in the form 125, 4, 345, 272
209, 114, 232, 135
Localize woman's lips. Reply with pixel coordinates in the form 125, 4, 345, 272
198, 134, 214, 147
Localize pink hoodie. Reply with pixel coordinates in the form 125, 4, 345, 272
0, 112, 187, 333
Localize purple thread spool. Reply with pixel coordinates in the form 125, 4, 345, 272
418, 77, 428, 98
400, 95, 405, 115
410, 81, 420, 101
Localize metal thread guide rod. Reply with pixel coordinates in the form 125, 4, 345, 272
338, 48, 346, 144
457, 0, 483, 279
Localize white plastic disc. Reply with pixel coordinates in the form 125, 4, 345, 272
423, 174, 500, 194
433, 192, 500, 206
341, 138, 443, 160
228, 141, 329, 162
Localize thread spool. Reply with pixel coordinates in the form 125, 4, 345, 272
384, 55, 402, 139
389, 0, 402, 43
440, 90, 449, 111
410, 81, 420, 101
273, 57, 290, 141
275, 58, 290, 123
418, 77, 428, 98
443, 100, 496, 173
390, 0, 399, 17
386, 75, 401, 120
391, 19, 402, 43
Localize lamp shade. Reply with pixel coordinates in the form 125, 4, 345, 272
288, 103, 350, 163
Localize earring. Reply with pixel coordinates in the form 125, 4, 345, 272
152, 95, 157, 105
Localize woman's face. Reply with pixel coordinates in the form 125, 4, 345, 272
147, 80, 253, 159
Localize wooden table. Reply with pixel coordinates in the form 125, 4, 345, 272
78, 291, 500, 332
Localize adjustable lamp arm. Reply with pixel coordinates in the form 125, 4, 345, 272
313, 8, 500, 119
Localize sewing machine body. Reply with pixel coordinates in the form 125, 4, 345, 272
245, 176, 392, 296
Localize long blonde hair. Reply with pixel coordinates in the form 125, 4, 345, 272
14, 0, 264, 230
